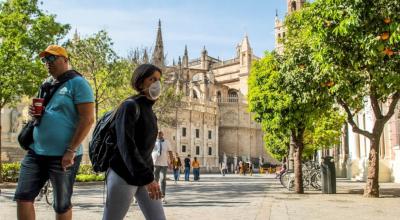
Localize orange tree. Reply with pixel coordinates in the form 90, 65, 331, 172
249, 5, 343, 193
310, 0, 400, 197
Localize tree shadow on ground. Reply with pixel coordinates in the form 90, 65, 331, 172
345, 188, 400, 198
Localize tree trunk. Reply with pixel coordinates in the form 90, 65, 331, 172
289, 135, 295, 172
340, 123, 349, 178
95, 100, 99, 121
0, 108, 3, 183
338, 93, 400, 198
364, 131, 382, 197
292, 129, 304, 194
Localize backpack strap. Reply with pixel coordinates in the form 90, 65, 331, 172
111, 97, 141, 123
34, 71, 81, 126
40, 70, 81, 106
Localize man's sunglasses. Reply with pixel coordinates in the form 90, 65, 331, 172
41, 55, 59, 63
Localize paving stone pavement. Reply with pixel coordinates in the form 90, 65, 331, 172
1, 174, 399, 220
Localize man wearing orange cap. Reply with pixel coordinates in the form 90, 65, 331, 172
14, 45, 95, 220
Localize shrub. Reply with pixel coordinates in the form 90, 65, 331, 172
1, 162, 21, 182
78, 164, 95, 175
1, 162, 104, 182
75, 173, 105, 182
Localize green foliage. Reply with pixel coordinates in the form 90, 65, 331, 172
303, 109, 346, 158
310, 0, 400, 108
249, 5, 343, 162
0, 0, 70, 108
75, 173, 105, 182
1, 162, 20, 182
154, 82, 183, 128
65, 30, 135, 120
1, 162, 104, 182
77, 164, 95, 175
263, 131, 289, 161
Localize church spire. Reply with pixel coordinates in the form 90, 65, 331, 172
240, 34, 251, 52
143, 48, 149, 64
183, 45, 189, 68
73, 28, 80, 42
152, 19, 164, 68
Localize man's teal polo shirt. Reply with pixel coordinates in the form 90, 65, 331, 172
31, 76, 94, 156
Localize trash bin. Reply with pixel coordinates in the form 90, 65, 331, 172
321, 156, 336, 194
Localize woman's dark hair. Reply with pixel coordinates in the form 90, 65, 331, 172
131, 64, 162, 92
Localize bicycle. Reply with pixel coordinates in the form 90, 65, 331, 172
35, 180, 53, 206
279, 161, 322, 191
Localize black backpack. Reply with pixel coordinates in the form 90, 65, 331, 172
89, 98, 140, 172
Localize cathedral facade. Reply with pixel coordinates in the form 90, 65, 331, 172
151, 22, 275, 171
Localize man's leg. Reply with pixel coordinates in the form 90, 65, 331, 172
184, 168, 189, 181
173, 170, 178, 181
17, 201, 35, 220
159, 166, 167, 202
154, 166, 161, 182
48, 155, 82, 220
15, 151, 48, 220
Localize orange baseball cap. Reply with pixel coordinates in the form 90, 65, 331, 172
39, 45, 68, 58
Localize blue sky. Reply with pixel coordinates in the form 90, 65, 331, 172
40, 0, 287, 64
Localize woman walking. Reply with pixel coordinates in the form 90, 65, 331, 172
102, 64, 165, 220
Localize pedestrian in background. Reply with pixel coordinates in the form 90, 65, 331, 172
221, 162, 228, 176
184, 155, 191, 181
152, 131, 172, 203
172, 153, 182, 184
192, 157, 200, 181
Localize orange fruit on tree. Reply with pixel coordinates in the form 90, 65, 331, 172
381, 32, 390, 41
326, 81, 334, 87
383, 48, 394, 56
384, 18, 391, 24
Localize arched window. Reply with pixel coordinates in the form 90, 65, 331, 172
217, 91, 221, 102
193, 90, 198, 99
228, 90, 238, 102
291, 1, 297, 11
278, 33, 281, 39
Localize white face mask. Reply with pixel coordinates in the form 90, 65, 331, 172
147, 80, 162, 100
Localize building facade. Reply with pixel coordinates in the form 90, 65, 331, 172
156, 23, 275, 171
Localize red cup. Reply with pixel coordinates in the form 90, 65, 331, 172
32, 98, 45, 116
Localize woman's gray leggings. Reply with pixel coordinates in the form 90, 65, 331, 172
102, 169, 166, 220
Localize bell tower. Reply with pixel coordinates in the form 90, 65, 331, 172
287, 0, 305, 14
